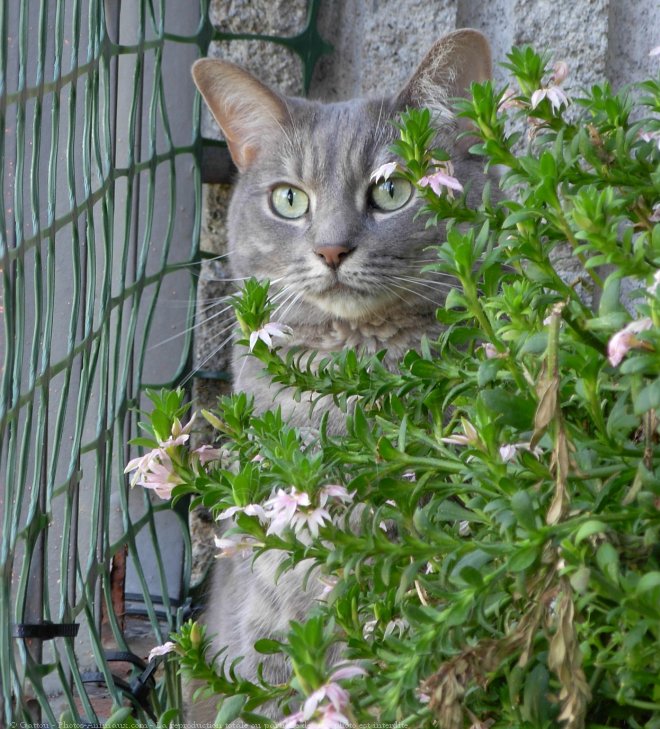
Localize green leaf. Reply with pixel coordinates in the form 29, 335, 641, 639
633, 377, 660, 415
159, 709, 181, 725
151, 409, 171, 442
377, 436, 400, 461
240, 712, 273, 729
254, 638, 284, 655
432, 499, 483, 523
104, 708, 141, 729
58, 712, 85, 729
459, 565, 484, 587
214, 695, 247, 728
522, 663, 552, 724
502, 209, 540, 228
508, 544, 538, 572
478, 358, 502, 387
575, 520, 609, 544
635, 571, 660, 596
599, 274, 623, 316
128, 436, 158, 448
481, 388, 536, 429
511, 491, 538, 532
596, 542, 620, 585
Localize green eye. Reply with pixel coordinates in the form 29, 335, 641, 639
369, 178, 413, 212
271, 184, 309, 219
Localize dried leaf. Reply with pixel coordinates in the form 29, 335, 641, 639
547, 584, 591, 729
547, 425, 570, 525
533, 376, 558, 443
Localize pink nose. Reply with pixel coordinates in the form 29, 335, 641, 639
314, 245, 353, 270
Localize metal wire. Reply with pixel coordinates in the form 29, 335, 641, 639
0, 0, 330, 723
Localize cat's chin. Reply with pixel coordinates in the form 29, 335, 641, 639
306, 287, 398, 322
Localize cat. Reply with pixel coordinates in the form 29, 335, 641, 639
188, 29, 492, 721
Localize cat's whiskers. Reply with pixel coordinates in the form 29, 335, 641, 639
276, 290, 305, 322
281, 103, 308, 164
383, 277, 443, 307
390, 274, 456, 293
181, 330, 238, 387
270, 286, 298, 316
372, 280, 410, 307
149, 302, 236, 351
372, 97, 391, 149
166, 252, 231, 274
183, 315, 243, 382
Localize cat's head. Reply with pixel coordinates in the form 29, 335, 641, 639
192, 30, 491, 325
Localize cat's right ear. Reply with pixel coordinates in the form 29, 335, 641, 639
191, 59, 288, 171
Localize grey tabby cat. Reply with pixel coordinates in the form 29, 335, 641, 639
189, 29, 492, 720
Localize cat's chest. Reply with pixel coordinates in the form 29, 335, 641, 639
287, 314, 440, 362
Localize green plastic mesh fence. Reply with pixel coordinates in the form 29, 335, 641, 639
0, 0, 330, 723
0, 0, 204, 721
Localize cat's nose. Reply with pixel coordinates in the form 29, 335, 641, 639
314, 245, 353, 270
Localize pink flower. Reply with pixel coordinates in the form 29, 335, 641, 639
194, 444, 223, 465
499, 442, 543, 462
214, 535, 259, 558
216, 503, 268, 523
281, 705, 352, 729
263, 485, 354, 539
417, 688, 431, 704
530, 85, 569, 113
138, 454, 184, 499
263, 487, 312, 535
383, 619, 409, 638
309, 704, 352, 729
249, 321, 293, 352
639, 131, 660, 150
459, 520, 471, 536
482, 342, 499, 359
499, 444, 518, 462
124, 448, 162, 487
607, 318, 654, 366
369, 161, 399, 183
318, 484, 354, 506
329, 663, 366, 683
294, 506, 332, 538
280, 710, 306, 729
499, 87, 521, 110
441, 419, 479, 447
304, 683, 350, 719
147, 641, 176, 662
159, 413, 196, 448
419, 162, 463, 198
125, 415, 197, 489
649, 269, 660, 296
318, 574, 339, 596
551, 61, 569, 85
302, 665, 366, 723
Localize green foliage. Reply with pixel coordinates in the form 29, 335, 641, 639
136, 48, 659, 728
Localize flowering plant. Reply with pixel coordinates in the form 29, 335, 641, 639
127, 47, 659, 729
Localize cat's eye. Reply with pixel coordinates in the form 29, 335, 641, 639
369, 178, 413, 212
271, 184, 309, 219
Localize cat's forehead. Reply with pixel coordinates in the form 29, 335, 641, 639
277, 97, 399, 182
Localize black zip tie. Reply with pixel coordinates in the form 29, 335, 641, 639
81, 650, 159, 722
12, 621, 79, 639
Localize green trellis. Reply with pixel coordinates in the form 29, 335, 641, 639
0, 0, 331, 723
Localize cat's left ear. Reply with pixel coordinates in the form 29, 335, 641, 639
192, 59, 289, 171
396, 29, 492, 147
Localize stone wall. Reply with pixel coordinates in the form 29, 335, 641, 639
190, 0, 659, 582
